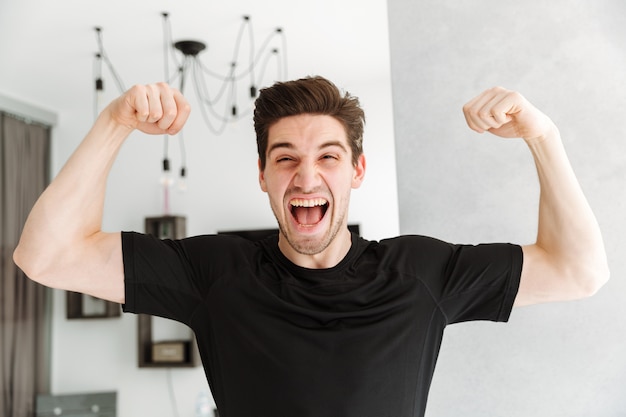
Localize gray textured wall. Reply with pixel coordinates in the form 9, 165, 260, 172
387, 1, 626, 416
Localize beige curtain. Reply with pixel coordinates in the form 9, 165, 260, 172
0, 112, 51, 417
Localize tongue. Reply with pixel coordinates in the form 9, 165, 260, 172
293, 206, 324, 225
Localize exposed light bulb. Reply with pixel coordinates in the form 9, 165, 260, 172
95, 77, 104, 114
178, 167, 187, 192
160, 172, 174, 187
161, 158, 173, 215
160, 163, 174, 186
93, 52, 104, 119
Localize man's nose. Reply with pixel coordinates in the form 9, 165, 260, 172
293, 162, 321, 191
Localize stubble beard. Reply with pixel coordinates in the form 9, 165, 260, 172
275, 209, 346, 256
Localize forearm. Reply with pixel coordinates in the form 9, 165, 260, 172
527, 127, 609, 294
14, 110, 132, 281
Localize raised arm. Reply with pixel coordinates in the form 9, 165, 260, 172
462, 87, 609, 307
13, 83, 190, 303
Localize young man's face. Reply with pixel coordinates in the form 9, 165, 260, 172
259, 114, 365, 263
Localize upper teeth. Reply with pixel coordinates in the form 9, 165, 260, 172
290, 198, 327, 207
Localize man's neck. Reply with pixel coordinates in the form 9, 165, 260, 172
278, 228, 353, 269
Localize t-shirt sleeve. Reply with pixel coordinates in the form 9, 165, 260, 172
436, 242, 523, 324
121, 231, 204, 325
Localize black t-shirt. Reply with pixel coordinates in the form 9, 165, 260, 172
122, 232, 522, 417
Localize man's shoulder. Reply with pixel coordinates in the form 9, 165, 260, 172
354, 234, 456, 270
361, 234, 452, 252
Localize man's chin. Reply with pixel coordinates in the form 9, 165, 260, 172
277, 214, 345, 257
285, 234, 330, 256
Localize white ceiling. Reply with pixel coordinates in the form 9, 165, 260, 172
0, 0, 392, 117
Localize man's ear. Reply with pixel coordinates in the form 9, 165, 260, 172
352, 154, 366, 189
258, 159, 268, 192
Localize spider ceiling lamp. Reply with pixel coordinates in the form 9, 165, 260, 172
93, 12, 288, 213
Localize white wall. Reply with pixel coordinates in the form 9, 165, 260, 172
388, 1, 626, 416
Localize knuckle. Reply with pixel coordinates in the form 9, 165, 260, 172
145, 83, 159, 94
127, 84, 144, 97
150, 110, 164, 120
163, 108, 177, 120
135, 110, 150, 122
510, 91, 524, 101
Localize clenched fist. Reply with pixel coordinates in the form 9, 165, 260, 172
104, 82, 191, 136
463, 86, 557, 144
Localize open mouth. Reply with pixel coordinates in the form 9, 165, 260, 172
290, 198, 329, 227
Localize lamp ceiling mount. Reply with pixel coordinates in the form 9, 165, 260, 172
174, 40, 207, 56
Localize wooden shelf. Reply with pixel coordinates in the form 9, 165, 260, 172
137, 314, 199, 368
66, 291, 120, 319
145, 215, 186, 239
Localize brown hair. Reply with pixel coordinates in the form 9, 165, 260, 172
253, 76, 365, 170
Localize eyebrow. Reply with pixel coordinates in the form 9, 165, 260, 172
267, 140, 348, 155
